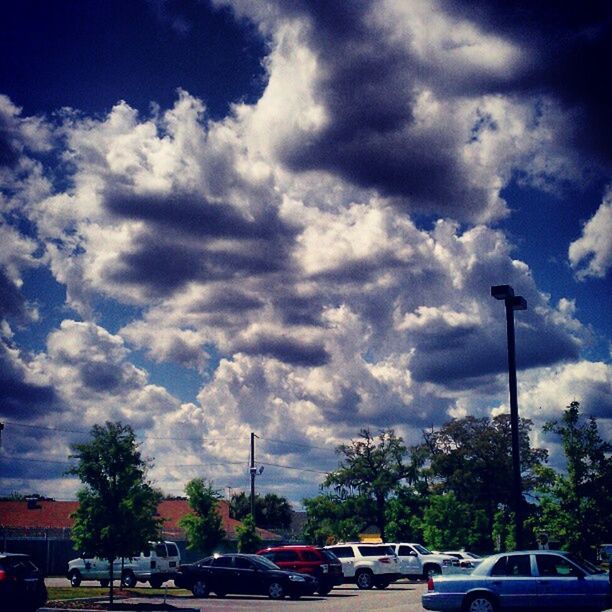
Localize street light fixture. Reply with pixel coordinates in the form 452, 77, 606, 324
491, 284, 527, 549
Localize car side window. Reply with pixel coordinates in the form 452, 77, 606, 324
330, 547, 355, 558
155, 544, 167, 558
167, 543, 179, 557
261, 552, 276, 562
275, 550, 299, 562
536, 555, 581, 578
491, 555, 531, 577
212, 556, 233, 568
302, 550, 319, 562
398, 546, 413, 556
234, 557, 254, 569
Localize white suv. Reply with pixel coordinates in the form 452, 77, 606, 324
67, 541, 181, 588
388, 543, 459, 579
324, 543, 401, 589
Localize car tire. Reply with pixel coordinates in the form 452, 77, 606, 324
355, 569, 374, 589
317, 584, 333, 595
215, 591, 226, 598
192, 579, 209, 598
375, 579, 390, 589
99, 579, 109, 587
268, 581, 285, 599
69, 571, 82, 588
149, 576, 163, 588
121, 571, 137, 588
463, 593, 497, 612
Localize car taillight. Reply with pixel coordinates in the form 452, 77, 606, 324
0, 570, 6, 582
321, 563, 329, 573
427, 576, 434, 591
379, 557, 391, 564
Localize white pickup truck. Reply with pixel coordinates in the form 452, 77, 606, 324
388, 543, 459, 579
67, 541, 181, 588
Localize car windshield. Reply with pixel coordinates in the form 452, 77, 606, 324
465, 552, 481, 559
564, 553, 606, 575
413, 544, 431, 555
251, 555, 280, 570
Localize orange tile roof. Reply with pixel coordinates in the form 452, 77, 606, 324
0, 499, 281, 541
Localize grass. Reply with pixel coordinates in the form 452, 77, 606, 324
47, 586, 192, 601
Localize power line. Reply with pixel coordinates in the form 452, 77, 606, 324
1, 421, 240, 443
258, 436, 336, 453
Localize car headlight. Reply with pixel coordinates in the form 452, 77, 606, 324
288, 574, 306, 582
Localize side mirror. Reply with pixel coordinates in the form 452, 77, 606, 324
408, 551, 417, 557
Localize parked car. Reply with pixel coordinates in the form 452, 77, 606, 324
388, 543, 459, 579
598, 544, 612, 564
257, 545, 343, 595
0, 553, 47, 612
422, 550, 611, 612
442, 551, 484, 570
174, 553, 317, 599
324, 543, 401, 589
67, 540, 180, 588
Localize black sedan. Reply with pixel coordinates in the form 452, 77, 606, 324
0, 553, 48, 612
175, 553, 318, 600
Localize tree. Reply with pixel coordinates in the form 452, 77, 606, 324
420, 492, 489, 552
422, 414, 548, 549
236, 513, 262, 553
534, 401, 612, 558
230, 492, 293, 530
302, 494, 369, 545
323, 429, 414, 541
69, 422, 162, 608
180, 478, 226, 554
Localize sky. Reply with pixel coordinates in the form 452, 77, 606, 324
0, 0, 610, 508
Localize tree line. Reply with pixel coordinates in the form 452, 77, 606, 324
67, 401, 609, 603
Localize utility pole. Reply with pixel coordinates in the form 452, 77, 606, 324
250, 432, 257, 521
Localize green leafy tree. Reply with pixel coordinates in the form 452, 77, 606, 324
385, 486, 426, 543
422, 415, 548, 549
324, 429, 415, 541
302, 494, 368, 545
230, 492, 293, 530
180, 478, 226, 554
534, 401, 612, 558
236, 513, 263, 553
69, 422, 162, 607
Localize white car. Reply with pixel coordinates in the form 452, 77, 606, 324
442, 551, 484, 571
67, 541, 181, 588
388, 543, 459, 579
324, 543, 402, 589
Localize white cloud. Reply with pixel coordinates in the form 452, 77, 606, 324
569, 189, 612, 279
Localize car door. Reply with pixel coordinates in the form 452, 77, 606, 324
274, 549, 300, 572
397, 545, 421, 575
154, 543, 169, 575
328, 546, 356, 578
210, 555, 234, 594
534, 553, 590, 608
487, 554, 539, 608
298, 549, 320, 577
233, 556, 260, 594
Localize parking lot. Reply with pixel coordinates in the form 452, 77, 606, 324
43, 579, 428, 611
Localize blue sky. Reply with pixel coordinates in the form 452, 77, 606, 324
0, 0, 610, 505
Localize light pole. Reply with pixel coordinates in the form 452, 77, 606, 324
491, 284, 527, 550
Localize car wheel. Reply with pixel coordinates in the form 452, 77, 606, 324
121, 571, 137, 588
215, 590, 226, 598
99, 579, 109, 587
149, 576, 163, 589
268, 581, 285, 599
192, 579, 209, 598
355, 569, 374, 589
69, 571, 82, 588
317, 584, 333, 595
464, 593, 497, 612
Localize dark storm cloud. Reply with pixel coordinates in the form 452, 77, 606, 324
0, 342, 57, 419
79, 361, 130, 392
442, 0, 612, 166
105, 191, 290, 241
189, 289, 264, 313
236, 335, 330, 366
410, 316, 580, 386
